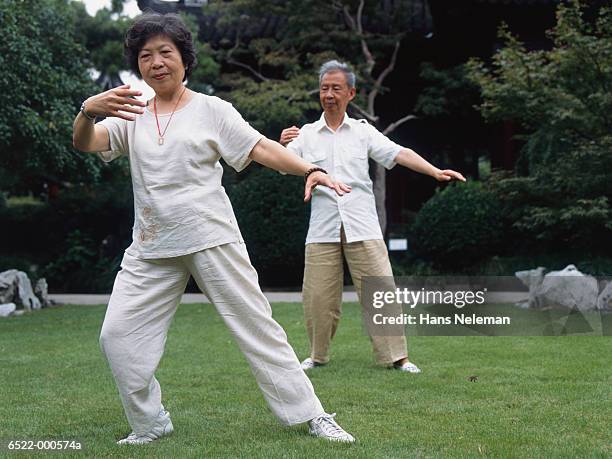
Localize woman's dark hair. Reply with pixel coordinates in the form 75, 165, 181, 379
124, 13, 197, 81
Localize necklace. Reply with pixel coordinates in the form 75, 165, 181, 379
153, 86, 187, 146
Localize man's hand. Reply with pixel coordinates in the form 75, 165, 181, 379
434, 169, 466, 182
395, 149, 466, 183
280, 126, 300, 147
304, 172, 352, 202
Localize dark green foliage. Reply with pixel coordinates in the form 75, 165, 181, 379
414, 62, 488, 179
410, 183, 505, 268
487, 139, 612, 252
205, 0, 414, 136
228, 167, 309, 286
0, 256, 39, 281
466, 2, 612, 254
0, 0, 103, 193
0, 200, 58, 262
415, 63, 481, 120
74, 7, 132, 76
175, 12, 221, 94
0, 169, 133, 292
228, 76, 320, 138
0, 0, 136, 292
467, 2, 611, 166
188, 42, 222, 94
41, 230, 121, 293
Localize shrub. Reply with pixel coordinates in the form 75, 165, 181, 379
410, 182, 505, 268
467, 2, 611, 254
486, 140, 612, 253
0, 171, 133, 292
228, 167, 309, 287
41, 230, 120, 293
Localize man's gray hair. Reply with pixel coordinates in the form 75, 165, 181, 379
319, 60, 356, 88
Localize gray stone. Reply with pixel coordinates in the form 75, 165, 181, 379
0, 303, 16, 317
539, 265, 598, 311
0, 278, 15, 304
34, 278, 54, 308
515, 265, 600, 311
515, 267, 546, 308
0, 270, 41, 311
597, 281, 612, 311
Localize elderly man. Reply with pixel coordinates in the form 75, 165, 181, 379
280, 60, 465, 372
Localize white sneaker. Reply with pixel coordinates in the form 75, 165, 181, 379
300, 358, 326, 371
308, 413, 355, 443
117, 407, 174, 445
393, 361, 421, 373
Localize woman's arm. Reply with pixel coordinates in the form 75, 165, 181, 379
73, 112, 110, 152
249, 137, 352, 201
249, 137, 314, 176
73, 84, 145, 152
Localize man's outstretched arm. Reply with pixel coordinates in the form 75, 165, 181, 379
395, 148, 466, 182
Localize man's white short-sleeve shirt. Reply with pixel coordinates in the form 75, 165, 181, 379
288, 113, 403, 244
98, 92, 263, 259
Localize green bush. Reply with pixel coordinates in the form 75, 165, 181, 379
466, 2, 611, 254
0, 255, 39, 280
41, 230, 120, 293
486, 140, 612, 253
0, 171, 133, 292
410, 182, 505, 268
228, 167, 309, 287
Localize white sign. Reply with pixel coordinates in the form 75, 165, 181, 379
388, 238, 408, 251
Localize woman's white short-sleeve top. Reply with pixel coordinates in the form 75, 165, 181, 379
98, 92, 264, 259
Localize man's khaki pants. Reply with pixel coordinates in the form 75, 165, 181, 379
303, 232, 408, 365
100, 242, 324, 435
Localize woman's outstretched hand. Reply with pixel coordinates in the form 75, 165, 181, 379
304, 172, 352, 202
83, 84, 146, 121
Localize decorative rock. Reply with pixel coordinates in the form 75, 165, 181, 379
515, 267, 546, 308
597, 281, 612, 311
34, 278, 54, 308
0, 270, 41, 311
0, 278, 15, 304
0, 302, 16, 317
540, 265, 599, 311
515, 265, 600, 311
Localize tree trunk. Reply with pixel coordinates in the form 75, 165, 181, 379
371, 161, 387, 234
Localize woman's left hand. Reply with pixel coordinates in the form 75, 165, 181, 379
305, 172, 352, 202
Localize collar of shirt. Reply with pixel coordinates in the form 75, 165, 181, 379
314, 112, 353, 133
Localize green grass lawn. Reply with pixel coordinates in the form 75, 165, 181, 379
0, 303, 610, 458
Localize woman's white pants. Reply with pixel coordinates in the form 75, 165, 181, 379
99, 242, 324, 434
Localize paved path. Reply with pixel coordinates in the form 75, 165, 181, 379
49, 292, 359, 305
49, 291, 526, 305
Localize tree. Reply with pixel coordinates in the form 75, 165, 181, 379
333, 0, 418, 233
75, 7, 132, 77
413, 62, 486, 179
203, 0, 427, 232
0, 0, 103, 195
466, 1, 612, 251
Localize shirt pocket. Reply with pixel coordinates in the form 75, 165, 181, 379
339, 138, 368, 167
304, 149, 327, 165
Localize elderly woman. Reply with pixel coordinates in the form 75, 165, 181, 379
73, 13, 354, 445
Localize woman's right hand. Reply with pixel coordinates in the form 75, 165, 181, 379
83, 84, 146, 121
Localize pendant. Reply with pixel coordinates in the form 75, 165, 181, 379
158, 137, 164, 145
